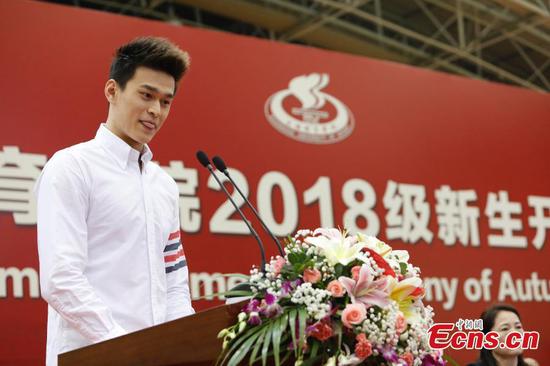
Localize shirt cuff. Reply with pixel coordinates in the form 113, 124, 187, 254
98, 324, 127, 343
166, 307, 195, 322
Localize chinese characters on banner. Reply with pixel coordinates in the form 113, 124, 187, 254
2, 145, 548, 250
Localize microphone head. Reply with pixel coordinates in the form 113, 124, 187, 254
196, 150, 211, 167
212, 156, 228, 172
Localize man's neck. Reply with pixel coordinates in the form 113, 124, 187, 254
104, 120, 144, 152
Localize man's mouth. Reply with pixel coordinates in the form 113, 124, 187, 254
140, 120, 156, 130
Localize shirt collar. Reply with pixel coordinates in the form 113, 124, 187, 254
95, 124, 154, 170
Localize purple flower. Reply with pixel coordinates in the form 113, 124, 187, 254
265, 292, 276, 305
421, 354, 446, 366
281, 281, 293, 296
261, 292, 283, 318
243, 299, 260, 314
263, 304, 283, 318
248, 311, 262, 326
281, 279, 302, 296
380, 346, 399, 363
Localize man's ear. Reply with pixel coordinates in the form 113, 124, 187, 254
104, 79, 118, 104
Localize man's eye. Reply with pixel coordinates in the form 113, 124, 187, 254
141, 92, 152, 99
163, 100, 171, 106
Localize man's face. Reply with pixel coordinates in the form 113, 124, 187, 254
106, 66, 175, 150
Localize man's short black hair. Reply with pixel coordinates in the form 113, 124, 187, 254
109, 37, 190, 92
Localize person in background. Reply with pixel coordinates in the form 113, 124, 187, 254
35, 37, 194, 366
468, 304, 537, 366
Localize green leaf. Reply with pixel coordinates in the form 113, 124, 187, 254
224, 290, 254, 297
271, 317, 282, 366
279, 264, 296, 278
212, 273, 249, 279
194, 289, 253, 300
280, 312, 289, 333
280, 350, 292, 365
298, 308, 307, 358
301, 355, 323, 366
310, 340, 319, 358
399, 262, 407, 275
221, 324, 265, 366
272, 312, 289, 366
288, 308, 298, 357
287, 252, 300, 264
249, 327, 267, 365
227, 329, 263, 366
334, 322, 343, 350
334, 264, 344, 277
261, 321, 272, 366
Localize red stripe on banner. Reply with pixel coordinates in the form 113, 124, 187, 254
168, 231, 180, 240
164, 248, 185, 263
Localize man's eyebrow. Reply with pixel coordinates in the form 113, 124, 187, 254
140, 84, 174, 98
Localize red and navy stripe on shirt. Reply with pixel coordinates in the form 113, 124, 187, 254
164, 231, 187, 274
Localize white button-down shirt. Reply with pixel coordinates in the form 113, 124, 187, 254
36, 124, 194, 366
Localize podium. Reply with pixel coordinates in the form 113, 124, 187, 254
58, 301, 245, 366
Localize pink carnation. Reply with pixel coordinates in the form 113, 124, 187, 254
327, 280, 346, 297
341, 303, 366, 328
303, 268, 321, 284
307, 321, 333, 341
354, 334, 373, 359
401, 352, 414, 366
272, 257, 286, 276
355, 333, 368, 343
395, 312, 407, 334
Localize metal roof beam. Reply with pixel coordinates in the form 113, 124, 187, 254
263, 0, 480, 76
425, 15, 550, 71
510, 39, 550, 88
527, 58, 550, 82
174, 0, 410, 62
316, 0, 545, 91
77, 0, 201, 25
279, 0, 372, 42
414, 0, 458, 46
457, 0, 466, 48
490, 0, 550, 18
423, 0, 550, 50
70, 0, 548, 91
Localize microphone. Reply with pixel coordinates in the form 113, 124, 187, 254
212, 155, 284, 257
195, 150, 267, 273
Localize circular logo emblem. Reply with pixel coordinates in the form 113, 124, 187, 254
265, 73, 354, 144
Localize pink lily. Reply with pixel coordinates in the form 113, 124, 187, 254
338, 264, 391, 308
312, 228, 345, 239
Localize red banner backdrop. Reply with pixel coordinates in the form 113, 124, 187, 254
1, 1, 549, 364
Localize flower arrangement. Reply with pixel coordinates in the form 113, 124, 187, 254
217, 228, 446, 366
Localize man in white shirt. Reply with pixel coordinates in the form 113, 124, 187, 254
35, 37, 194, 366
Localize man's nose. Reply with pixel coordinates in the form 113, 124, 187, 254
148, 101, 161, 117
